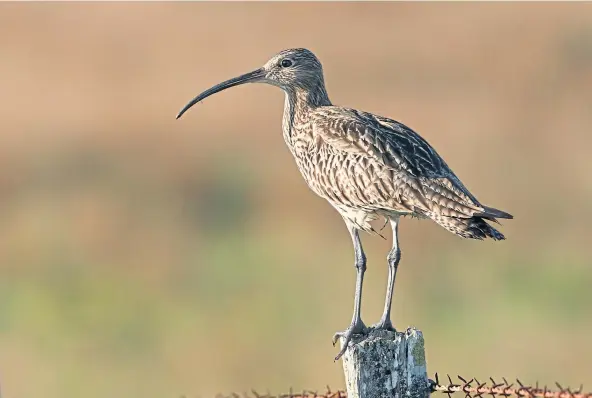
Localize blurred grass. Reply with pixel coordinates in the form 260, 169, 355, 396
0, 2, 591, 398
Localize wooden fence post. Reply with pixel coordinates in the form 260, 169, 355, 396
339, 327, 430, 398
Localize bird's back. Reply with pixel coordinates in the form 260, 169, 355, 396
297, 106, 512, 239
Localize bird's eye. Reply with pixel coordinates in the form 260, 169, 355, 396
280, 59, 293, 68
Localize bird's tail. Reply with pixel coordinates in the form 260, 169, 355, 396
429, 213, 506, 241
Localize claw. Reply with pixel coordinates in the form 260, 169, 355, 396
334, 343, 349, 361
332, 332, 342, 347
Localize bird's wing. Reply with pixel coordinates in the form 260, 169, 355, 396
312, 107, 485, 218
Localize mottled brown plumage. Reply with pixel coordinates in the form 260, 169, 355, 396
177, 48, 513, 360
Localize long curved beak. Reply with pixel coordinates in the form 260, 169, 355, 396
176, 68, 265, 119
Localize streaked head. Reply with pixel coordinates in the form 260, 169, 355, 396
176, 48, 325, 119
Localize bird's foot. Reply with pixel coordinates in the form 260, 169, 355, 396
332, 320, 368, 361
370, 318, 397, 332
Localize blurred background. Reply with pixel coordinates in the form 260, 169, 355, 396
0, 2, 591, 398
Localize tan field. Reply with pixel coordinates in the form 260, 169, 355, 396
0, 2, 591, 397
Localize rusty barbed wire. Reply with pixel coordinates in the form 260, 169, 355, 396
212, 386, 346, 398
210, 376, 590, 398
429, 374, 591, 398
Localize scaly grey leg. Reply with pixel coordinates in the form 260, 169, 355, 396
332, 221, 368, 360
372, 217, 400, 331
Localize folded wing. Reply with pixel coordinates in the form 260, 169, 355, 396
311, 107, 513, 224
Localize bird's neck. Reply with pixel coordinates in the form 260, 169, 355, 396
282, 81, 331, 143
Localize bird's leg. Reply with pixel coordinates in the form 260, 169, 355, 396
332, 222, 368, 361
372, 217, 400, 332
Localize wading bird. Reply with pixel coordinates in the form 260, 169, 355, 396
176, 48, 513, 360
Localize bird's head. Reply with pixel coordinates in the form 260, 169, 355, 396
261, 48, 325, 89
176, 48, 325, 119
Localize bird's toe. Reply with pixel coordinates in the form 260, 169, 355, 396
371, 319, 397, 332
332, 321, 367, 361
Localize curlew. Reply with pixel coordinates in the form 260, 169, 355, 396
176, 48, 513, 360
